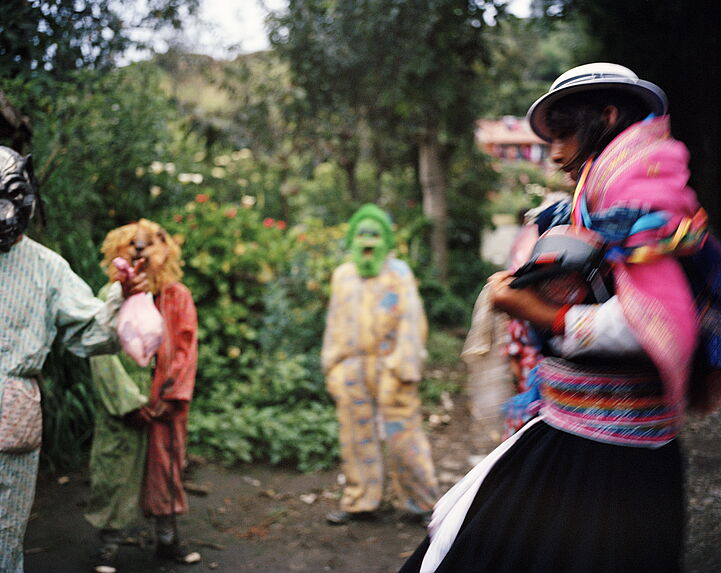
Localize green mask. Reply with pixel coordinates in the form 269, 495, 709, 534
351, 218, 389, 277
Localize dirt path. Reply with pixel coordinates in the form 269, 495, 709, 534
24, 387, 721, 573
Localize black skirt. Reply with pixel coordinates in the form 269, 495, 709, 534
399, 421, 684, 573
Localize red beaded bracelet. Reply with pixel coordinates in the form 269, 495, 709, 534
551, 304, 573, 335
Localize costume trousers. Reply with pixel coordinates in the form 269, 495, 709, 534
142, 412, 189, 517
326, 355, 437, 513
0, 449, 39, 573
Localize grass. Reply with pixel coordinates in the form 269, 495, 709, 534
426, 328, 465, 368
421, 328, 466, 404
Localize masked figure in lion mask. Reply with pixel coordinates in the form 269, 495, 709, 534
85, 219, 199, 570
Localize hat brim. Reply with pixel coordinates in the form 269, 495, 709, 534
527, 79, 668, 142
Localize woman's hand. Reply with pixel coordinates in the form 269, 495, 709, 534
487, 270, 560, 330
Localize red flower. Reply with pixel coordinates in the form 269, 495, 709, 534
276, 220, 287, 230
225, 207, 238, 219
195, 193, 209, 203
263, 218, 275, 227
297, 233, 306, 242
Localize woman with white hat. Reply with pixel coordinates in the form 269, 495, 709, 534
399, 63, 721, 572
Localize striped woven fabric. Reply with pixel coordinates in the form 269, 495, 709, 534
538, 357, 681, 447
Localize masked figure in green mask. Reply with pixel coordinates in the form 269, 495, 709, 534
321, 204, 438, 526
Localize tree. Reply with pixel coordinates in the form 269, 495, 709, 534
269, 0, 503, 283
0, 0, 199, 81
476, 15, 593, 118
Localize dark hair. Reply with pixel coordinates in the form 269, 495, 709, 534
544, 89, 651, 174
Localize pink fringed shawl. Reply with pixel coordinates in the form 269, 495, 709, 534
576, 116, 701, 408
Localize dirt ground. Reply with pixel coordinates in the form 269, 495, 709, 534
24, 368, 721, 573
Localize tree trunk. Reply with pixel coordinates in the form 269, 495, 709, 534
340, 156, 358, 201
418, 124, 449, 284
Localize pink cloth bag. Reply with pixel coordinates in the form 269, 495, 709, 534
113, 257, 164, 367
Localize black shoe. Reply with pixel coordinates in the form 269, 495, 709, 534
93, 542, 119, 573
155, 541, 201, 564
325, 510, 378, 525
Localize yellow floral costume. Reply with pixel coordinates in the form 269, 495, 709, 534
322, 257, 438, 514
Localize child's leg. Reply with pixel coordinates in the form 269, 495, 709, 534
154, 515, 201, 564
154, 514, 176, 546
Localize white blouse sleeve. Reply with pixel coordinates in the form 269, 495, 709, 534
550, 296, 645, 359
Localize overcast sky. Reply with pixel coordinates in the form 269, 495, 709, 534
185, 0, 286, 58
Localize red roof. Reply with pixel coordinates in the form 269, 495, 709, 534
475, 117, 545, 146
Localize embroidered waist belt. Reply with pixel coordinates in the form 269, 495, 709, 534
538, 357, 680, 447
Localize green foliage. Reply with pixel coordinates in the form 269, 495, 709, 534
447, 254, 500, 311
286, 162, 356, 224
154, 50, 371, 220
420, 330, 465, 403
420, 279, 470, 327
426, 329, 465, 368
420, 376, 464, 405
164, 198, 291, 393
4, 63, 187, 287
163, 201, 347, 471
479, 160, 570, 238
189, 384, 339, 473
477, 16, 591, 118
270, 0, 492, 134
187, 331, 340, 472
40, 346, 96, 470
270, 0, 506, 281
0, 0, 199, 82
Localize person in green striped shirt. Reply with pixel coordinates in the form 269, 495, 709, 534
0, 145, 145, 572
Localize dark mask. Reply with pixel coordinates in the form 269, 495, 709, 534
0, 147, 39, 252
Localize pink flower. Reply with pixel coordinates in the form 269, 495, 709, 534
195, 193, 209, 203
263, 218, 275, 227
225, 207, 238, 219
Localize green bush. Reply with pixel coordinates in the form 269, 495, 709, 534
164, 197, 293, 393
426, 329, 465, 368
419, 278, 470, 327
40, 346, 96, 470
165, 201, 347, 471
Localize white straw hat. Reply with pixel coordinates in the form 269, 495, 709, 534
527, 62, 668, 142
